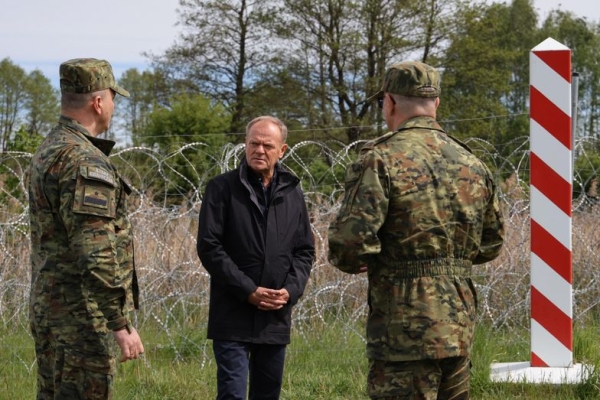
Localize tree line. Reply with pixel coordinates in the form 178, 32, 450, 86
2, 0, 600, 199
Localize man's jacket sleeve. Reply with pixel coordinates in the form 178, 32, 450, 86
62, 157, 132, 331
473, 174, 505, 264
197, 179, 258, 302
328, 150, 389, 273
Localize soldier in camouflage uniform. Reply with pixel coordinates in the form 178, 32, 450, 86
328, 61, 504, 399
28, 58, 144, 400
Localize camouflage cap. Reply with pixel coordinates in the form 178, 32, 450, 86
370, 61, 440, 101
59, 58, 130, 97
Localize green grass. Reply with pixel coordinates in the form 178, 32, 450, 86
471, 322, 600, 399
1, 321, 599, 399
0, 326, 36, 399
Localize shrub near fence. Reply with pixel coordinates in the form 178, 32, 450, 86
1, 136, 600, 365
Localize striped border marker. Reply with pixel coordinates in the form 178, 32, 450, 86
490, 38, 588, 383
530, 37, 572, 368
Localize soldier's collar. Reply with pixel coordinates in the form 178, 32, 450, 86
395, 116, 445, 133
58, 115, 116, 156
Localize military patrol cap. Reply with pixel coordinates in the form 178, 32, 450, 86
369, 61, 440, 102
60, 58, 130, 97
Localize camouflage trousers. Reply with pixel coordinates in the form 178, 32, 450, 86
367, 357, 470, 400
31, 323, 117, 400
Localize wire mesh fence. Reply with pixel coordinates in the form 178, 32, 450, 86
1, 133, 599, 364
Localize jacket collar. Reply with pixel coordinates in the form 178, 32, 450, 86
239, 158, 299, 191
58, 115, 116, 156
395, 116, 445, 133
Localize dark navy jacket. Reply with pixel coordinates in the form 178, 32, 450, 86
197, 160, 314, 344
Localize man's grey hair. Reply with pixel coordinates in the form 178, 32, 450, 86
389, 93, 437, 110
245, 115, 288, 143
61, 89, 108, 110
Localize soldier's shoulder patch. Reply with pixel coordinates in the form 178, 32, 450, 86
80, 165, 116, 186
73, 164, 117, 218
83, 186, 109, 209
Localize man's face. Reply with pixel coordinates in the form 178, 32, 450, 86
245, 120, 288, 178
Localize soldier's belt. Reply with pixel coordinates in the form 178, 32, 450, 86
383, 258, 472, 278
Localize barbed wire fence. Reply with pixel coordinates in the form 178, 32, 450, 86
1, 131, 600, 366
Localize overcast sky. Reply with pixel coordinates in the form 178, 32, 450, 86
0, 0, 180, 85
1, 0, 598, 87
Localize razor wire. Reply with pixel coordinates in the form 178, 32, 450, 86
1, 135, 600, 363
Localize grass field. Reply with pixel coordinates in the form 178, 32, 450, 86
3, 143, 600, 399
2, 320, 599, 400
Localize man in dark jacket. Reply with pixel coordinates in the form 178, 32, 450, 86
197, 115, 315, 400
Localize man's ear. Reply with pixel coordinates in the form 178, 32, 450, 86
386, 94, 396, 116
91, 95, 103, 115
279, 143, 289, 159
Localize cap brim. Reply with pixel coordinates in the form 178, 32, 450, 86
365, 90, 383, 103
112, 85, 130, 98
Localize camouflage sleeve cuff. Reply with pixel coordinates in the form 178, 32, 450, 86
107, 316, 128, 331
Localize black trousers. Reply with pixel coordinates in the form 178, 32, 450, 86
213, 340, 287, 400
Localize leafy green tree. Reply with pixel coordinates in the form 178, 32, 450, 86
538, 11, 600, 199
7, 125, 44, 153
434, 1, 538, 183
148, 0, 469, 144
0, 58, 58, 151
540, 10, 600, 140
269, 0, 409, 142
23, 70, 59, 137
438, 1, 537, 148
262, 0, 468, 143
0, 126, 43, 208
139, 93, 231, 201
114, 68, 169, 145
0, 58, 28, 151
149, 0, 276, 134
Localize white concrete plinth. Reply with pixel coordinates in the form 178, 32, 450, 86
490, 362, 592, 384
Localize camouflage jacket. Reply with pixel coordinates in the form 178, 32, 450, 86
28, 116, 138, 331
328, 116, 504, 361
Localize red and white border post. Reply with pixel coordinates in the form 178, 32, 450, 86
530, 36, 573, 368
490, 37, 589, 384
